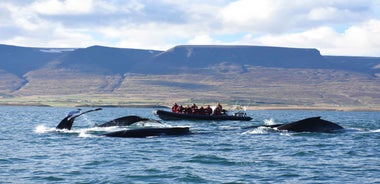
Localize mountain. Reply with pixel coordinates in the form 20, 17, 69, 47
0, 44, 66, 76
153, 45, 380, 75
0, 44, 379, 110
324, 55, 380, 74
56, 45, 162, 74
1, 44, 379, 76
154, 45, 326, 68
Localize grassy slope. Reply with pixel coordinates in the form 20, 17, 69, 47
1, 65, 379, 110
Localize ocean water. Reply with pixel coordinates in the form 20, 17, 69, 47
0, 106, 379, 183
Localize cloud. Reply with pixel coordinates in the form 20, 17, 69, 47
246, 19, 380, 56
0, 0, 379, 56
30, 0, 94, 15
218, 0, 373, 33
218, 0, 280, 32
188, 34, 215, 45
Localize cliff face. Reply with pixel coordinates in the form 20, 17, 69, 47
0, 44, 379, 108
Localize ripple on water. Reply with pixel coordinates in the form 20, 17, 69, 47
1, 107, 380, 183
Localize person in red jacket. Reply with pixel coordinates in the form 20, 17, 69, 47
191, 103, 199, 114
213, 102, 223, 115
172, 103, 178, 113
213, 106, 222, 115
184, 105, 192, 114
176, 105, 184, 113
199, 106, 206, 115
205, 105, 212, 115
216, 102, 223, 111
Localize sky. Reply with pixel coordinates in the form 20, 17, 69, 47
1, 0, 380, 56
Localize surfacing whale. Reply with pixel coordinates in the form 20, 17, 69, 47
56, 108, 151, 130
95, 115, 150, 127
102, 127, 191, 138
55, 108, 190, 138
277, 117, 343, 132
245, 117, 343, 133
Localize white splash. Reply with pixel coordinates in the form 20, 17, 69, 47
219, 126, 239, 130
34, 125, 55, 134
91, 126, 121, 132
78, 130, 97, 138
133, 121, 170, 128
231, 105, 247, 111
264, 118, 276, 125
242, 126, 273, 135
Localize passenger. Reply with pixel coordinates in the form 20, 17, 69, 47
205, 105, 212, 115
214, 103, 224, 115
199, 106, 206, 115
191, 103, 199, 114
176, 105, 184, 113
213, 106, 222, 115
184, 105, 192, 114
221, 109, 227, 115
216, 102, 223, 111
172, 103, 178, 113
216, 102, 226, 115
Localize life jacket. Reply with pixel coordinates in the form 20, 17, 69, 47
214, 107, 222, 115
172, 104, 178, 112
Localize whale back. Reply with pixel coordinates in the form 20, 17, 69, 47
277, 117, 343, 132
103, 127, 191, 138
97, 115, 148, 127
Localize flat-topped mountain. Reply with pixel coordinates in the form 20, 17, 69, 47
1, 44, 379, 76
0, 44, 66, 76
0, 44, 379, 109
154, 45, 325, 68
56, 45, 162, 74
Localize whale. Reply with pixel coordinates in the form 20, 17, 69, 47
102, 127, 191, 138
55, 108, 190, 138
95, 115, 151, 127
56, 116, 75, 130
277, 117, 343, 132
56, 108, 153, 130
245, 117, 343, 133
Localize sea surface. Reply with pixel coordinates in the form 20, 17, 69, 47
0, 106, 379, 183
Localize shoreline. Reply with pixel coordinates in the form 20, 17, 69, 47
1, 102, 379, 112
246, 106, 380, 112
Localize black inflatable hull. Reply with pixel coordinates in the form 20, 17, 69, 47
103, 127, 191, 138
153, 110, 252, 121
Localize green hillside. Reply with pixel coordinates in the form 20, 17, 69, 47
0, 44, 379, 110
